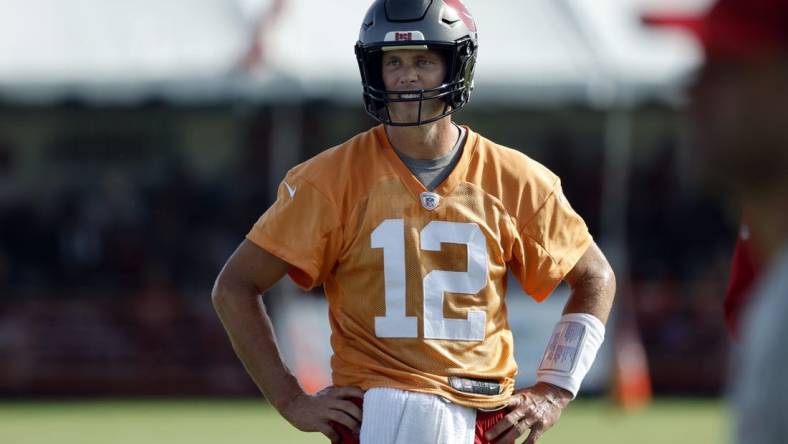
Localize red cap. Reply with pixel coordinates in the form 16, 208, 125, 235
643, 0, 788, 60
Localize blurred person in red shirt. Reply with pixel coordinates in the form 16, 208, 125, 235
646, 1, 774, 341
680, 0, 788, 442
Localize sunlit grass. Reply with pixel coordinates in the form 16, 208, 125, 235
0, 398, 727, 444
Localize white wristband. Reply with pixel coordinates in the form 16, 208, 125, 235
536, 313, 605, 398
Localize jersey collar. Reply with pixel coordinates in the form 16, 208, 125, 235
374, 124, 478, 201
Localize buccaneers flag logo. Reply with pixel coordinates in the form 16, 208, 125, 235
443, 0, 477, 32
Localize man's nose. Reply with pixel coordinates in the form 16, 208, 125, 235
398, 64, 419, 85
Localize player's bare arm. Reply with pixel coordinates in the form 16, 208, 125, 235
212, 240, 364, 442
560, 242, 616, 324
486, 242, 615, 444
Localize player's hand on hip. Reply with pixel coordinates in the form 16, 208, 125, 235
485, 382, 571, 444
280, 385, 365, 442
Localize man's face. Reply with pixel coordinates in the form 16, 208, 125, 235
381, 49, 448, 124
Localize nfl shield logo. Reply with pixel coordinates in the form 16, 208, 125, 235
420, 192, 441, 211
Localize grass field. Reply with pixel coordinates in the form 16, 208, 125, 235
0, 398, 727, 444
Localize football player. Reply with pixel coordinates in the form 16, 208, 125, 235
212, 1, 615, 443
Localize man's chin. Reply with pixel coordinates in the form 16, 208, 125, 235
389, 115, 442, 125
387, 105, 444, 125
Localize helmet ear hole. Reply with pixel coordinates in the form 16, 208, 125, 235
437, 48, 453, 84
366, 51, 385, 91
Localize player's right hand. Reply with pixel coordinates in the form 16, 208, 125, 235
280, 385, 365, 443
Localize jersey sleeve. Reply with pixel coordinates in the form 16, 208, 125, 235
510, 176, 592, 302
246, 172, 342, 290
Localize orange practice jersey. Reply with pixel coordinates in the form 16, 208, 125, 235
247, 125, 591, 409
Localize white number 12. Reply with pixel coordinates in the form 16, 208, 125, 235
370, 219, 488, 341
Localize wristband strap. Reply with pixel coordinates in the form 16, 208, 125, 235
536, 313, 605, 398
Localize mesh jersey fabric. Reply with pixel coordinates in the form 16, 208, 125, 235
247, 124, 591, 409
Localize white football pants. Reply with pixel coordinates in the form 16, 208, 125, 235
359, 387, 476, 444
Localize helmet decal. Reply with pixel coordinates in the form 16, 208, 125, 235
384, 31, 426, 42
443, 0, 476, 32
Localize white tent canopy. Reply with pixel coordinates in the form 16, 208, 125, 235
266, 0, 705, 106
0, 0, 709, 105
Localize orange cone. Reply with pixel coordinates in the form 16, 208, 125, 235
612, 316, 652, 410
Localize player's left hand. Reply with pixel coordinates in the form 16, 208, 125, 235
485, 382, 571, 444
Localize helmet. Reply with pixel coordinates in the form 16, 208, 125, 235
355, 0, 479, 126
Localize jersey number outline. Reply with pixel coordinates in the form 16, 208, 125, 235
370, 219, 488, 341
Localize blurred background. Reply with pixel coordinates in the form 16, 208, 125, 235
0, 0, 735, 443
